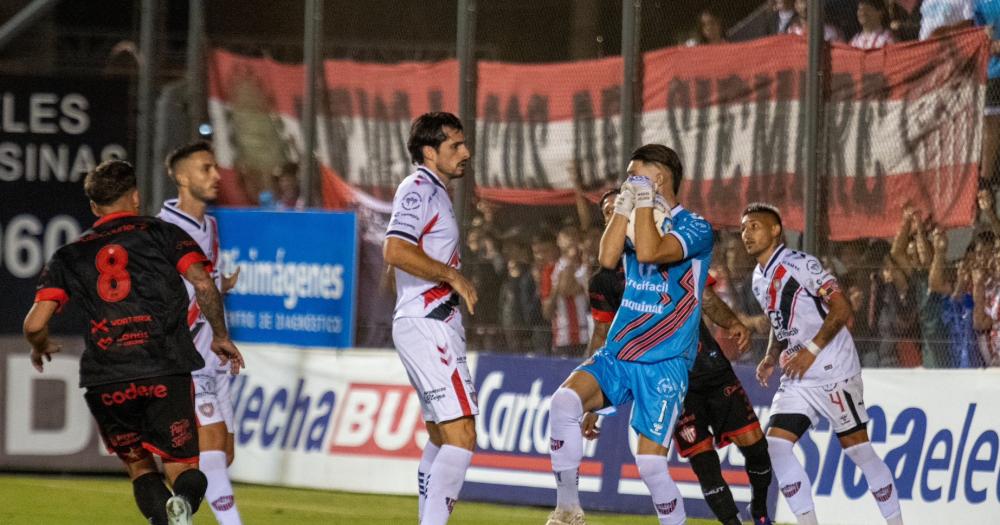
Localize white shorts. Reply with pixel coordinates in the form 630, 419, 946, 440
392, 317, 478, 423
771, 373, 868, 435
193, 370, 234, 431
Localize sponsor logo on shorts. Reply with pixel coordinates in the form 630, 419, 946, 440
423, 388, 447, 403
873, 484, 894, 502
170, 419, 193, 448
679, 425, 697, 443
212, 495, 235, 511
550, 439, 564, 451
100, 383, 168, 406
781, 482, 802, 497
654, 499, 677, 515
723, 384, 742, 397
108, 432, 141, 447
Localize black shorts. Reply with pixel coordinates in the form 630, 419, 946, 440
84, 374, 199, 464
673, 371, 760, 458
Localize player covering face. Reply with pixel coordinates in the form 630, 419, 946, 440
741, 203, 903, 525
547, 144, 713, 525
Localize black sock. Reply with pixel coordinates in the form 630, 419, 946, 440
689, 450, 740, 524
132, 472, 171, 525
739, 438, 774, 520
171, 468, 208, 514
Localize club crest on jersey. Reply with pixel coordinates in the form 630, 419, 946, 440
679, 425, 697, 443
401, 192, 422, 210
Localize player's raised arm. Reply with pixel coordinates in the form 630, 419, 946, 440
598, 187, 633, 269
702, 285, 750, 356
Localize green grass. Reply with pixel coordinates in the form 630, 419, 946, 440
0, 474, 724, 524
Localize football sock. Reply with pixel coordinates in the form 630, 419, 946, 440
133, 472, 171, 525
843, 442, 902, 523
200, 450, 242, 524
418, 441, 441, 521
549, 387, 585, 512
767, 436, 816, 522
739, 438, 774, 520
172, 468, 208, 514
422, 445, 472, 525
688, 450, 739, 524
635, 454, 686, 525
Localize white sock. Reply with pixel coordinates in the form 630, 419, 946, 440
767, 436, 817, 522
548, 388, 584, 512
635, 454, 685, 525
418, 441, 440, 521
844, 442, 903, 523
421, 445, 472, 525
200, 450, 242, 525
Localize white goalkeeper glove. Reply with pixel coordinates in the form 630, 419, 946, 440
626, 175, 655, 208
613, 185, 635, 218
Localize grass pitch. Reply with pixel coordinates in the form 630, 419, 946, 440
0, 474, 726, 524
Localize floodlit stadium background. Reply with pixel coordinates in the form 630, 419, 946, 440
1, 1, 999, 524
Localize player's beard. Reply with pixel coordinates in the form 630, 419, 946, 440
444, 160, 468, 179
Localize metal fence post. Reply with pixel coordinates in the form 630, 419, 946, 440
137, 0, 160, 212
186, 0, 206, 140
802, 0, 823, 254
454, 0, 477, 243
302, 0, 322, 208
620, 0, 642, 166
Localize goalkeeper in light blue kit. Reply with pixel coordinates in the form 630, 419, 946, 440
546, 144, 713, 525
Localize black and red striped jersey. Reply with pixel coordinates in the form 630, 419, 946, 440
34, 212, 209, 387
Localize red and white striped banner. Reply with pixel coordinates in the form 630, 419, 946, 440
208, 29, 987, 239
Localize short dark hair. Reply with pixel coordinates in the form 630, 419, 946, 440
742, 202, 784, 232
165, 140, 214, 179
85, 160, 137, 205
407, 112, 463, 164
599, 188, 620, 207
630, 144, 684, 194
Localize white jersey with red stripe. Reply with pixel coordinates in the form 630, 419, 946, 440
751, 245, 861, 386
385, 166, 463, 333
157, 199, 224, 374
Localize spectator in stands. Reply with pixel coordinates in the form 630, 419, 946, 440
273, 162, 306, 210
788, 0, 845, 42
889, 0, 922, 41
851, 0, 896, 49
692, 9, 728, 45
465, 227, 502, 350
541, 226, 590, 357
531, 233, 558, 351
920, 0, 973, 40
980, 184, 1000, 235
916, 222, 952, 368
710, 233, 768, 362
499, 241, 546, 354
972, 231, 1000, 366
939, 235, 986, 367
975, 1, 1000, 185
770, 0, 801, 35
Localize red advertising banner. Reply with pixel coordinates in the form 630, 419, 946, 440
208, 29, 987, 239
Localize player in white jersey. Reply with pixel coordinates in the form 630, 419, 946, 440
740, 203, 903, 525
383, 112, 478, 525
159, 142, 243, 525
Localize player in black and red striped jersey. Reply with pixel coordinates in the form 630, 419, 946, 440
22, 160, 244, 525
581, 188, 774, 525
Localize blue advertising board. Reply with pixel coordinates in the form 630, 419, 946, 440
464, 354, 779, 520
215, 209, 357, 348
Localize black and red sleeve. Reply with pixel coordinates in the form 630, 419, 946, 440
588, 268, 618, 323
161, 223, 211, 275
35, 255, 70, 311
